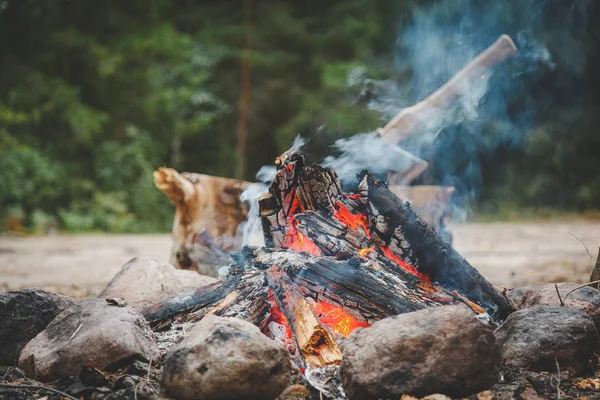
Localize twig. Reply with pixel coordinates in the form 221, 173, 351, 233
567, 232, 594, 264
555, 284, 564, 306
0, 383, 78, 400
146, 356, 153, 383
555, 358, 561, 400
563, 280, 600, 301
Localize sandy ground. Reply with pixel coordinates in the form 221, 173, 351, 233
0, 221, 598, 297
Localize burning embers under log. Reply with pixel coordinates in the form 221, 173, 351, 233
143, 150, 512, 382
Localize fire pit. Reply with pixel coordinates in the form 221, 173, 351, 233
143, 149, 512, 395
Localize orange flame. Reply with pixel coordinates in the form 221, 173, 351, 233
281, 188, 321, 255
358, 246, 375, 257
334, 202, 370, 237
312, 301, 369, 337
287, 230, 322, 255
380, 246, 429, 282
264, 290, 296, 353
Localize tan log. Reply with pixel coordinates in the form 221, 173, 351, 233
267, 267, 343, 368
154, 167, 251, 275
381, 34, 517, 184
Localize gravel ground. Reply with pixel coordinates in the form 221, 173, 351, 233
0, 221, 598, 297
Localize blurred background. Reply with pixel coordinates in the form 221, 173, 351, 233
0, 0, 599, 296
1, 0, 599, 234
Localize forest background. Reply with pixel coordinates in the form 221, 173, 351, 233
1, 0, 598, 233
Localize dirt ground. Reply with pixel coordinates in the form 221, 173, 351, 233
0, 221, 598, 298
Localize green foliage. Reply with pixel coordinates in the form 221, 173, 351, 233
0, 0, 598, 233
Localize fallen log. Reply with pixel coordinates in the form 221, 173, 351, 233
153, 167, 251, 276
379, 34, 518, 184
378, 34, 517, 145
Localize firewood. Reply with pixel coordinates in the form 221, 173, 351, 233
259, 152, 512, 320
144, 151, 511, 373
267, 267, 342, 368
378, 34, 517, 144
360, 172, 512, 320
142, 277, 241, 329
379, 34, 517, 184
154, 167, 250, 275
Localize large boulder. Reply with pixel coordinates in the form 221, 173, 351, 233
508, 283, 600, 331
495, 306, 599, 375
0, 288, 74, 365
340, 305, 500, 399
163, 315, 291, 400
100, 257, 216, 311
19, 298, 158, 381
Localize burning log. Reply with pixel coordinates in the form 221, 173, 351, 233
259, 150, 512, 320
154, 167, 250, 275
144, 151, 512, 374
267, 267, 342, 368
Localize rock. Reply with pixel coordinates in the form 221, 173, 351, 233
508, 283, 600, 331
0, 288, 74, 365
494, 306, 599, 375
163, 315, 291, 400
100, 257, 216, 311
340, 305, 500, 399
277, 384, 311, 400
19, 298, 159, 381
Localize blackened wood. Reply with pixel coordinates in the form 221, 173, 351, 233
361, 172, 513, 320
247, 248, 459, 321
142, 276, 241, 328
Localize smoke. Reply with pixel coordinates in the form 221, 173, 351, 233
240, 136, 305, 246
329, 0, 571, 219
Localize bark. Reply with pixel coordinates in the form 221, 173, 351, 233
154, 167, 250, 275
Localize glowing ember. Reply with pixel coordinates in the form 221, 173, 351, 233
287, 229, 322, 255
280, 187, 321, 255
334, 202, 370, 237
358, 246, 375, 257
311, 301, 369, 337
380, 246, 429, 282
264, 290, 296, 353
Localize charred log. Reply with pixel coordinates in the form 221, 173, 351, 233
259, 153, 512, 321
360, 172, 513, 320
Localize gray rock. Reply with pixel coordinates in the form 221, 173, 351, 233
100, 257, 216, 312
0, 288, 74, 365
163, 315, 291, 400
340, 305, 500, 399
19, 298, 159, 381
495, 306, 599, 375
508, 283, 600, 331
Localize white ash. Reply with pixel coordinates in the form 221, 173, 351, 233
154, 321, 196, 356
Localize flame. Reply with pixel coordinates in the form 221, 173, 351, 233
380, 246, 429, 282
311, 301, 369, 337
358, 246, 374, 257
334, 202, 370, 237
281, 188, 321, 255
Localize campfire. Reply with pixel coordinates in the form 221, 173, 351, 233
143, 149, 512, 391
5, 33, 600, 400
